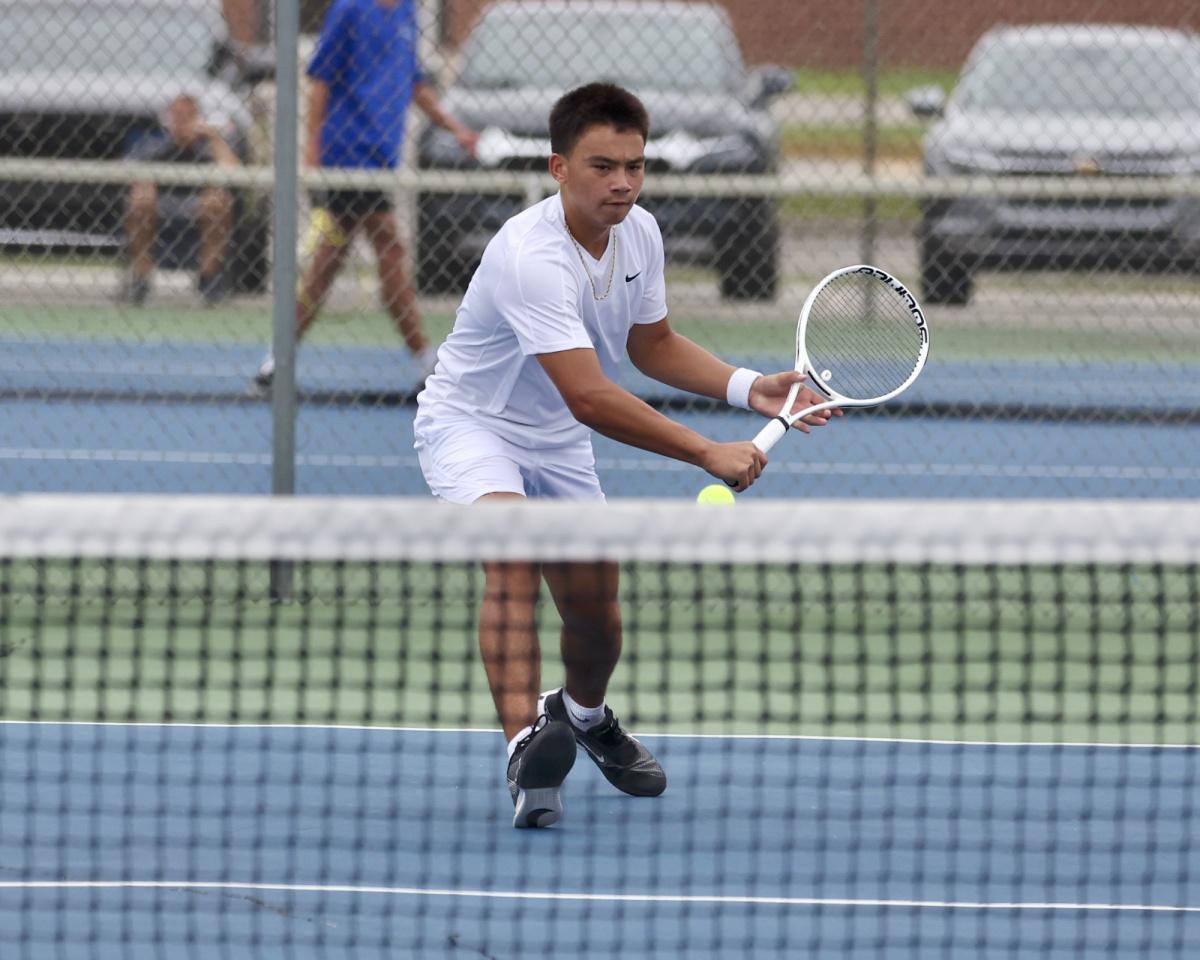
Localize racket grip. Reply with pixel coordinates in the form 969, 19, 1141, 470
752, 417, 788, 453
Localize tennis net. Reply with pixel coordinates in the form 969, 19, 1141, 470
1, 495, 1197, 958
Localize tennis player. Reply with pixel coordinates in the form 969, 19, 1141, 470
415, 83, 838, 828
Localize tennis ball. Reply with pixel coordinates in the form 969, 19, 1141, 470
696, 484, 736, 505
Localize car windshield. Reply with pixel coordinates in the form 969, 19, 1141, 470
956, 38, 1200, 116
460, 9, 743, 94
1, 3, 215, 75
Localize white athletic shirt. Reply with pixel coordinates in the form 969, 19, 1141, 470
414, 193, 668, 448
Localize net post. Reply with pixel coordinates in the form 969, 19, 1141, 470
270, 0, 301, 600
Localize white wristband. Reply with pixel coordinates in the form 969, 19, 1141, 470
725, 367, 762, 410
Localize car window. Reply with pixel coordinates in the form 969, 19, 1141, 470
2, 4, 215, 75
459, 9, 743, 94
956, 38, 1200, 116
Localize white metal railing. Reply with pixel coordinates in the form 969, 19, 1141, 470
4, 159, 1199, 201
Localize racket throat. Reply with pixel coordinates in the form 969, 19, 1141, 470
808, 374, 834, 399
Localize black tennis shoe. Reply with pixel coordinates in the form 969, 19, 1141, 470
506, 716, 577, 828
539, 688, 666, 797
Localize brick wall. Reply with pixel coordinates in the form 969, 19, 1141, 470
439, 0, 1200, 69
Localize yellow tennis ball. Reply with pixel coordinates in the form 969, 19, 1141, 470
696, 484, 736, 505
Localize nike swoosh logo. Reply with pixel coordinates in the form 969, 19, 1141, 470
580, 740, 607, 765
625, 272, 641, 283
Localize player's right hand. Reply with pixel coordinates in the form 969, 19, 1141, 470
749, 371, 843, 431
702, 441, 766, 493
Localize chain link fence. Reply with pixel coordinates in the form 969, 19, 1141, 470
2, 0, 1197, 496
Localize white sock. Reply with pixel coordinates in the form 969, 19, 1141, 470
561, 688, 606, 730
506, 725, 533, 760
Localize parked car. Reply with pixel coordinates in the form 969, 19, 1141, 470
415, 0, 792, 300
910, 25, 1200, 305
0, 0, 273, 292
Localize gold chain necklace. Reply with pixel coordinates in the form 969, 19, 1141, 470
565, 223, 618, 301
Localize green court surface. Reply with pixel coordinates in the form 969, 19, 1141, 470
3, 559, 1195, 745
4, 299, 1199, 365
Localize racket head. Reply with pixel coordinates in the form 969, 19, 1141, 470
795, 264, 929, 406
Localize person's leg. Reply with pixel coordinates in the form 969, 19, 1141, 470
363, 208, 434, 368
125, 182, 158, 285
533, 451, 620, 709
479, 560, 543, 741
415, 424, 580, 825
476, 496, 579, 828
540, 559, 665, 797
477, 494, 544, 742
542, 561, 622, 710
296, 209, 358, 340
196, 187, 234, 286
416, 425, 543, 739
529, 450, 665, 797
254, 201, 357, 385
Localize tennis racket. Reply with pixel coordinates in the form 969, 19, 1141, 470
753, 264, 929, 453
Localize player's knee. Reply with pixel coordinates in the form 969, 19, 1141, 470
128, 183, 157, 216
198, 188, 233, 220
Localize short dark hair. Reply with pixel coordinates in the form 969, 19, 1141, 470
548, 83, 650, 156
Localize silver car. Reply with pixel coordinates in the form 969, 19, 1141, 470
911, 25, 1200, 304
415, 0, 792, 301
0, 0, 272, 290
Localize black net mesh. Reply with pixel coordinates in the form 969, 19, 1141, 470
1, 496, 1196, 958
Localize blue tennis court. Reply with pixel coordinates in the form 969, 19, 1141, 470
3, 337, 1198, 959
3, 722, 1197, 959
3, 339, 1199, 498
2, 490, 1197, 958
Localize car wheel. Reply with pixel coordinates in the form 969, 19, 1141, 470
416, 193, 472, 295
716, 200, 779, 301
919, 232, 972, 306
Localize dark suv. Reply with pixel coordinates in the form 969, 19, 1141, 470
0, 0, 272, 292
416, 0, 791, 301
912, 25, 1200, 305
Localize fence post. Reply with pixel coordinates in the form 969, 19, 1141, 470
861, 0, 880, 266
271, 0, 300, 599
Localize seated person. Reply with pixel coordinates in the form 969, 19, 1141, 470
120, 93, 242, 306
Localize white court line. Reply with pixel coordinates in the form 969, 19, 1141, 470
2, 723, 1195, 915
597, 457, 1200, 481
0, 448, 416, 468
0, 881, 1195, 913
3, 447, 1200, 482
0, 719, 1195, 750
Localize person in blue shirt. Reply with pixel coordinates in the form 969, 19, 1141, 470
256, 0, 477, 390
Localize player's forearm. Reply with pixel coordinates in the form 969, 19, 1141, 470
414, 83, 467, 137
566, 381, 711, 466
629, 328, 737, 400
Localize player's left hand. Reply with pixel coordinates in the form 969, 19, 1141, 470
748, 371, 842, 433
455, 126, 481, 157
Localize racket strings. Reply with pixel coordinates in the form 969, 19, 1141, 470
804, 273, 926, 401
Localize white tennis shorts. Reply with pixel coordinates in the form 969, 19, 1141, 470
414, 416, 605, 504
